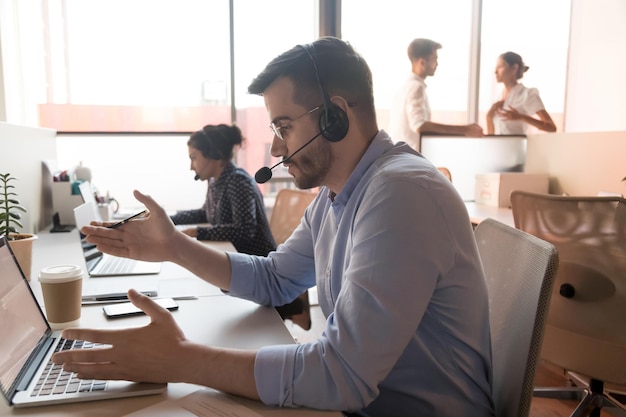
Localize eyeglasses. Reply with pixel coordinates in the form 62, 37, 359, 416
269, 105, 322, 141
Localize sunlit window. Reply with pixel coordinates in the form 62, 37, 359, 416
342, 0, 473, 131
37, 0, 231, 131
479, 0, 571, 133
1, 0, 572, 210
232, 0, 317, 194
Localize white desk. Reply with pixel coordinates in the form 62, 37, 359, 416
465, 202, 515, 227
2, 230, 341, 416
27, 230, 235, 303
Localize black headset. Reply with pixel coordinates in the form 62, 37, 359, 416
298, 43, 349, 142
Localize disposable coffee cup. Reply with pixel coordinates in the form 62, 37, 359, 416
39, 264, 83, 329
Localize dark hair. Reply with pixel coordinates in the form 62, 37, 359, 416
407, 38, 442, 61
247, 36, 375, 117
500, 52, 529, 80
187, 124, 243, 161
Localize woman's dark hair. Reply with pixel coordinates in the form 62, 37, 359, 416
187, 124, 244, 161
500, 52, 529, 80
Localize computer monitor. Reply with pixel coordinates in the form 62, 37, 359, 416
418, 134, 527, 201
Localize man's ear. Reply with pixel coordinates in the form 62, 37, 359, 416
329, 96, 351, 114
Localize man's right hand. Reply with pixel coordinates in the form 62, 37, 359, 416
81, 189, 180, 263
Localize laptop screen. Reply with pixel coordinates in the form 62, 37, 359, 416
0, 238, 49, 400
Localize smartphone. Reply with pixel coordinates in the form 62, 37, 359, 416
103, 298, 178, 319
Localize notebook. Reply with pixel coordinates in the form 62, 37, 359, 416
0, 236, 167, 408
73, 202, 161, 277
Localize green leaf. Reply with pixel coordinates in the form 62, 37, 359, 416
8, 219, 23, 228
9, 212, 22, 220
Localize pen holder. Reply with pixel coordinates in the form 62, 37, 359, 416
98, 203, 113, 221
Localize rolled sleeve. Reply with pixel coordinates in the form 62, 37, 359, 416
406, 81, 428, 132
227, 252, 258, 297
255, 344, 299, 406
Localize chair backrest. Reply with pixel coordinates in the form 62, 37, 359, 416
269, 189, 318, 245
510, 190, 626, 385
437, 166, 452, 182
475, 218, 559, 417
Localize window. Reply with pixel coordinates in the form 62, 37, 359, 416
479, 0, 571, 133
342, 0, 571, 135
341, 0, 474, 131
36, 0, 232, 131
0, 0, 573, 211
2, 0, 316, 194
232, 0, 317, 193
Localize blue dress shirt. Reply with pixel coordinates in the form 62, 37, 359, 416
228, 131, 494, 417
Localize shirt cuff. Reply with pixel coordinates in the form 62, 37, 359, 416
227, 252, 257, 296
255, 344, 299, 406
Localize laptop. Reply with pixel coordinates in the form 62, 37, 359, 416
0, 236, 167, 408
73, 202, 161, 277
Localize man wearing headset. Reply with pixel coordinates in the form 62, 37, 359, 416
53, 37, 494, 417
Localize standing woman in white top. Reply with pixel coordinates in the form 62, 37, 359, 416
486, 52, 557, 135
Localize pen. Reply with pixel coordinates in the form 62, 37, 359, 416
107, 209, 148, 229
81, 290, 158, 302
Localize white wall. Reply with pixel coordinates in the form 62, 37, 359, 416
0, 122, 57, 233
525, 131, 626, 196
565, 0, 626, 131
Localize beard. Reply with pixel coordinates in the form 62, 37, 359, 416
291, 138, 333, 190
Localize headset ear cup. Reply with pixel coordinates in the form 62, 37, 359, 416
319, 105, 349, 142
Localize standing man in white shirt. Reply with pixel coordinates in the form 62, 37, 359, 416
390, 38, 483, 150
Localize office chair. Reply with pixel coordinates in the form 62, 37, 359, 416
269, 189, 318, 331
437, 166, 452, 182
475, 218, 559, 417
269, 189, 318, 246
511, 190, 626, 417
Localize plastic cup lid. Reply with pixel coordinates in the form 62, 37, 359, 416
39, 264, 83, 283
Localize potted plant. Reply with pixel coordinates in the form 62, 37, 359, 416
0, 173, 37, 280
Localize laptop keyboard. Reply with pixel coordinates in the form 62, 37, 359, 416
31, 338, 109, 397
97, 256, 137, 275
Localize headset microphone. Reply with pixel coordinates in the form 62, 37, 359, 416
194, 174, 200, 181
255, 131, 323, 184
